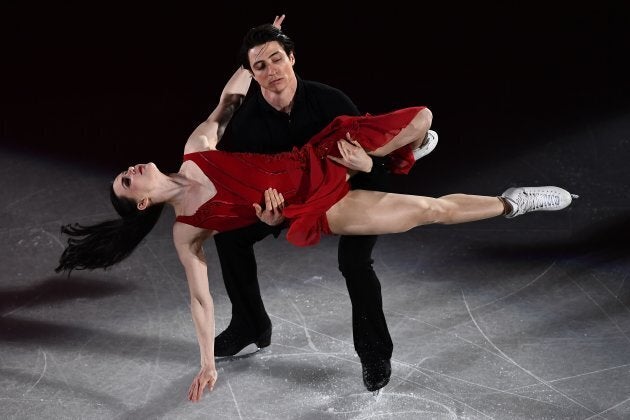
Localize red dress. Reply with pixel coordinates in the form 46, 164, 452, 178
175, 107, 424, 246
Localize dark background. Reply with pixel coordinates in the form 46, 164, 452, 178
2, 1, 629, 181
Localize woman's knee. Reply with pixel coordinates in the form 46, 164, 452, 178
418, 107, 433, 130
432, 198, 458, 224
408, 108, 433, 141
419, 197, 453, 225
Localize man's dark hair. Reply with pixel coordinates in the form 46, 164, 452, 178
238, 23, 295, 70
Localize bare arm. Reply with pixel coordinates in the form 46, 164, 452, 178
184, 66, 253, 154
173, 223, 218, 402
183, 14, 285, 155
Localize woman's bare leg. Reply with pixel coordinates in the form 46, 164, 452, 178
369, 108, 433, 157
326, 190, 504, 236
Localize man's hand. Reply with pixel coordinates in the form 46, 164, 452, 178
327, 132, 373, 173
253, 188, 286, 226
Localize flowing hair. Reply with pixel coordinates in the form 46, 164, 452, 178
55, 185, 164, 274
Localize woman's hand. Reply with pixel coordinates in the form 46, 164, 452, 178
253, 188, 286, 226
188, 365, 218, 402
327, 132, 374, 173
273, 14, 285, 29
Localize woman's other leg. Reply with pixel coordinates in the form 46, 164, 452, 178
369, 107, 433, 157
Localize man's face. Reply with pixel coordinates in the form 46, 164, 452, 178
248, 41, 296, 93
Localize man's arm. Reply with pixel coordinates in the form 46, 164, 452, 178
328, 88, 392, 180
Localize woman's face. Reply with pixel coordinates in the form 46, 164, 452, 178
112, 162, 158, 201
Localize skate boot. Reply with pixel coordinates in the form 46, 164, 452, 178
501, 186, 578, 218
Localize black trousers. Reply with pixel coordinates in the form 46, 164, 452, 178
213, 221, 393, 361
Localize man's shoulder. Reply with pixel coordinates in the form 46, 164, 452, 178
298, 77, 359, 115
299, 79, 356, 106
301, 78, 347, 96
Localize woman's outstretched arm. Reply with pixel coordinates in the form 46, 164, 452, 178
172, 222, 218, 402
183, 66, 253, 154
183, 15, 285, 154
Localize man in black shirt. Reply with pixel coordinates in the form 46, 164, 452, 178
214, 20, 435, 392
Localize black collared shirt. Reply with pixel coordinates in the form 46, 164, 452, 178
218, 76, 360, 153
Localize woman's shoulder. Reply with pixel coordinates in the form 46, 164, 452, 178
184, 135, 215, 155
172, 220, 214, 247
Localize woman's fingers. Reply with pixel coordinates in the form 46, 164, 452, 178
273, 14, 285, 29
188, 378, 199, 401
187, 368, 217, 402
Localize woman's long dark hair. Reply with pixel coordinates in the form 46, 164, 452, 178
55, 185, 164, 274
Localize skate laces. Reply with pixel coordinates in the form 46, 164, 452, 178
517, 190, 560, 211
